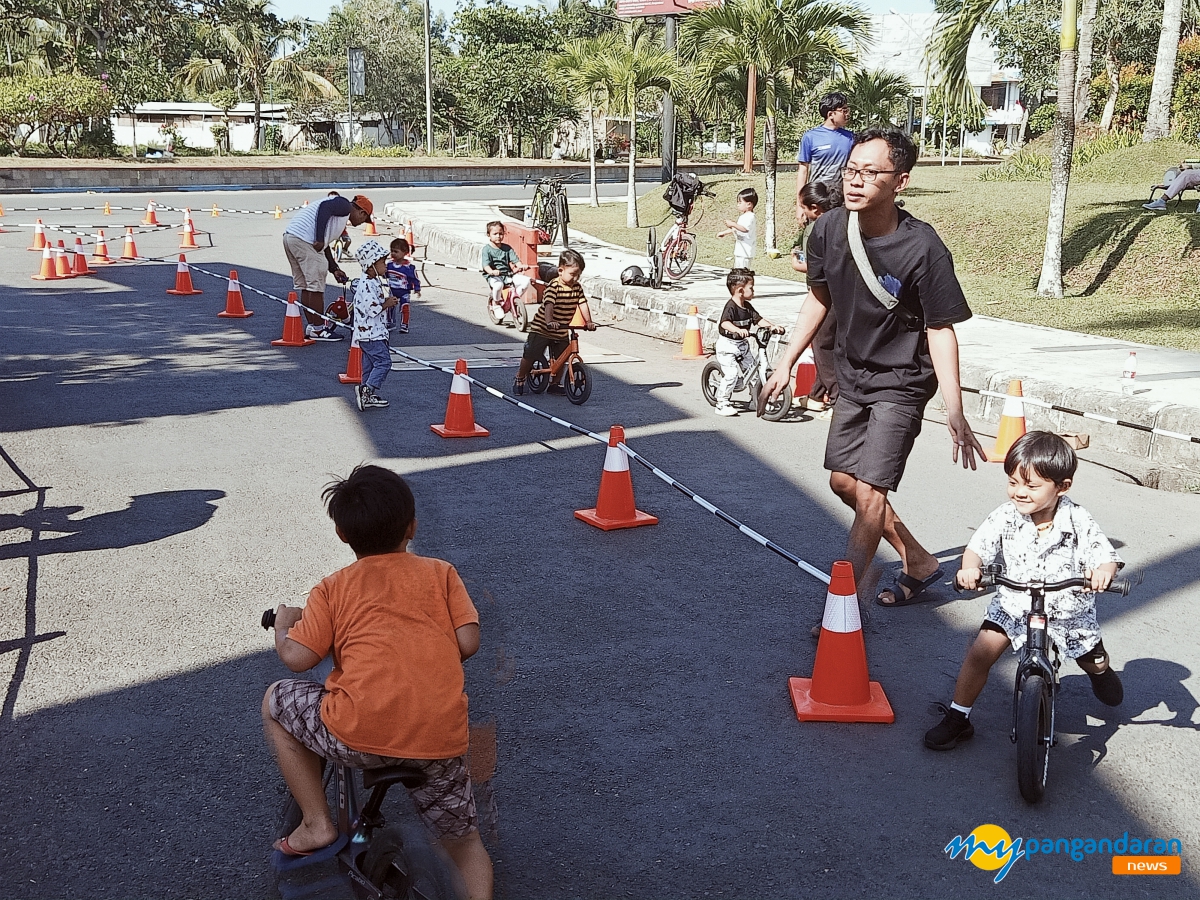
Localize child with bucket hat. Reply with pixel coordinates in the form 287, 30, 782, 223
351, 239, 397, 411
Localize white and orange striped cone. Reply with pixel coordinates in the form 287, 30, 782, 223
362, 219, 378, 236
180, 207, 192, 230
72, 237, 95, 276
302, 199, 310, 207
90, 230, 114, 265
431, 359, 490, 437
793, 346, 817, 399
179, 216, 198, 250
789, 561, 894, 723
987, 379, 1027, 463
0, 203, 6, 233
405, 219, 416, 248
31, 244, 57, 281
120, 227, 138, 260
338, 335, 363, 385
271, 291, 312, 343
102, 201, 112, 216
54, 241, 76, 278
574, 425, 659, 531
211, 203, 221, 217
142, 200, 159, 226
674, 305, 705, 359
27, 219, 47, 252
218, 270, 254, 319
166, 255, 203, 296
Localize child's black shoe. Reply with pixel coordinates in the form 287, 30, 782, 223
924, 705, 974, 751
1088, 669, 1124, 706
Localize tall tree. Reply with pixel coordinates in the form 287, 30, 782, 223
591, 21, 679, 227
1074, 0, 1098, 123
1144, 0, 1184, 139
683, 0, 869, 250
831, 68, 913, 127
549, 34, 616, 206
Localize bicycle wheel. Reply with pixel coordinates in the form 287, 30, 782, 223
700, 360, 722, 407
531, 184, 554, 235
554, 193, 570, 247
514, 297, 530, 332
1016, 674, 1051, 803
361, 823, 466, 900
664, 234, 697, 279
486, 297, 506, 325
761, 383, 793, 422
564, 357, 591, 404
527, 351, 551, 394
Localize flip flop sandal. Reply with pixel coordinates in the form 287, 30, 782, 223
273, 834, 346, 858
875, 566, 944, 607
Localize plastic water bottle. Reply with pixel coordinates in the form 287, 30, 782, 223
1120, 351, 1137, 391
523, 206, 533, 228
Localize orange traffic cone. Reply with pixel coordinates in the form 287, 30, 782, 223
211, 203, 220, 217
166, 255, 203, 296
31, 244, 57, 280
363, 219, 378, 236
405, 219, 416, 248
987, 379, 1027, 463
574, 425, 658, 530
789, 561, 895, 723
179, 217, 198, 249
142, 200, 159, 226
28, 219, 47, 251
72, 238, 95, 276
102, 201, 112, 215
338, 337, 363, 384
431, 359, 490, 437
675, 306, 705, 359
273, 205, 282, 219
218, 270, 254, 318
0, 202, 5, 216
793, 346, 817, 398
271, 291, 312, 343
91, 230, 114, 265
120, 227, 138, 260
54, 241, 76, 278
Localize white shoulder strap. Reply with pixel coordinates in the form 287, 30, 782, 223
846, 210, 900, 310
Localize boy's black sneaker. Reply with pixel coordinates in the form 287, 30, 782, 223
354, 384, 365, 412
362, 388, 389, 409
924, 705, 974, 751
513, 378, 525, 396
1088, 669, 1124, 706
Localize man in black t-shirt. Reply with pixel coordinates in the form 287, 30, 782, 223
765, 128, 985, 612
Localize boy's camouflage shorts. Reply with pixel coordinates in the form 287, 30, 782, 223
269, 679, 478, 839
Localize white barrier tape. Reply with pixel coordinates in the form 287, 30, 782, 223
965, 386, 1200, 445
17, 223, 173, 243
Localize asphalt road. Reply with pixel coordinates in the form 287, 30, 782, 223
1, 189, 1198, 899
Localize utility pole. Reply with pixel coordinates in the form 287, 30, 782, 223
424, 0, 433, 154
661, 14, 677, 183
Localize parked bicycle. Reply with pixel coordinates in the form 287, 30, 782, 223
527, 173, 582, 248
655, 173, 715, 285
260, 609, 466, 900
956, 565, 1131, 804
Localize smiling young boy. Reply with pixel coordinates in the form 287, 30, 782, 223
925, 432, 1124, 751
512, 248, 595, 395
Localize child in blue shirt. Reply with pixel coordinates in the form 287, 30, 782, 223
386, 238, 421, 334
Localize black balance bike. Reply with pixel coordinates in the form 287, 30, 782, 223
261, 610, 465, 900
959, 565, 1130, 804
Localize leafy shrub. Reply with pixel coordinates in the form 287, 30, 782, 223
0, 73, 113, 155
347, 144, 412, 157
1088, 67, 1153, 129
1173, 62, 1200, 142
978, 148, 1051, 181
1027, 103, 1056, 138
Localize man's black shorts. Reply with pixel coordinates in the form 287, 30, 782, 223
523, 333, 569, 364
823, 395, 926, 492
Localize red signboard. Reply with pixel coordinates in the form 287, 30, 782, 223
616, 0, 719, 17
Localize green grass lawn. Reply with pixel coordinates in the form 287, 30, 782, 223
568, 139, 1200, 351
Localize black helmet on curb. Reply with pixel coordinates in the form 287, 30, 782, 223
620, 265, 650, 286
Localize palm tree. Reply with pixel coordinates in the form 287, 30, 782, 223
832, 68, 913, 127
930, 0, 1078, 298
180, 1, 336, 149
1144, 0, 1184, 140
683, 0, 870, 251
548, 34, 616, 208
591, 23, 680, 228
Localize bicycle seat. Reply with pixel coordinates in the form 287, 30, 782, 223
362, 764, 428, 791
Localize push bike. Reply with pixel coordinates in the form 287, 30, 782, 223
701, 326, 792, 421
333, 231, 353, 263
959, 565, 1130, 804
486, 274, 533, 331
261, 609, 465, 900
525, 326, 593, 404
656, 188, 715, 284
527, 173, 581, 248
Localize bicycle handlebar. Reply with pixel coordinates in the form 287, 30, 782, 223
262, 608, 276, 630
954, 567, 1130, 596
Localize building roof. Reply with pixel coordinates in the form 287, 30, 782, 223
860, 14, 1020, 92
129, 101, 291, 119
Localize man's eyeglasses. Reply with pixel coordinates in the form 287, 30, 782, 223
841, 166, 897, 183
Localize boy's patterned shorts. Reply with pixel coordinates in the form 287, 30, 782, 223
269, 679, 478, 839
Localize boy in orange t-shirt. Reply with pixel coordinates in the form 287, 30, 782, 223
262, 465, 492, 900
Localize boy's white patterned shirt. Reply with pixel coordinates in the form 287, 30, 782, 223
967, 495, 1122, 642
353, 276, 389, 342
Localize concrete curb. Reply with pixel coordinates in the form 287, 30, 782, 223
398, 208, 1200, 492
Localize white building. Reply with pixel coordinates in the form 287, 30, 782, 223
110, 102, 295, 152
862, 14, 1024, 155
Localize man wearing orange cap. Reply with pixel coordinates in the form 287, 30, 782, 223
283, 193, 374, 341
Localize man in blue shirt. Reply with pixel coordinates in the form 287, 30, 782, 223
796, 92, 854, 223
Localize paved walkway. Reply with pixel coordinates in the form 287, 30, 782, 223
385, 198, 1200, 487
